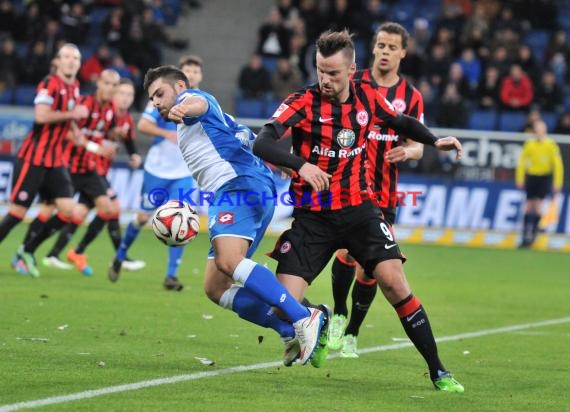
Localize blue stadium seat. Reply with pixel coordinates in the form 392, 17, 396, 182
524, 30, 550, 62
564, 94, 570, 111
261, 57, 279, 73
498, 111, 527, 132
235, 96, 265, 118
0, 88, 13, 105
264, 97, 282, 118
468, 109, 498, 131
541, 111, 559, 132
14, 85, 37, 106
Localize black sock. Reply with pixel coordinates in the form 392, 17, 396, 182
530, 213, 541, 240
331, 255, 356, 316
22, 216, 48, 245
345, 277, 377, 336
0, 213, 22, 243
107, 217, 121, 251
47, 223, 78, 258
394, 294, 446, 381
75, 215, 106, 254
24, 214, 69, 254
522, 213, 532, 243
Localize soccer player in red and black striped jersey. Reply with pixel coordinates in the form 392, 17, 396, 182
43, 69, 120, 275
254, 30, 464, 391
328, 22, 426, 358
0, 43, 89, 277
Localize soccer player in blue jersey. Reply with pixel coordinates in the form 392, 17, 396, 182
140, 65, 326, 365
108, 56, 203, 290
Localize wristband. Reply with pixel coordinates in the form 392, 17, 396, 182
86, 141, 100, 153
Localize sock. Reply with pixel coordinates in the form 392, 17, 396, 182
331, 254, 357, 316
166, 246, 184, 278
24, 213, 71, 254
530, 213, 541, 241
345, 276, 377, 337
220, 285, 295, 338
116, 219, 141, 261
232, 258, 309, 323
75, 215, 106, 254
0, 212, 23, 243
107, 216, 122, 251
522, 213, 532, 243
47, 222, 79, 257
22, 214, 49, 246
394, 294, 446, 381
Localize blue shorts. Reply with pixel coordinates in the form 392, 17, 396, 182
208, 177, 276, 259
140, 171, 196, 211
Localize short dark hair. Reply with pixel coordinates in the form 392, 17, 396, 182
143, 66, 190, 93
376, 22, 409, 49
316, 29, 355, 61
119, 77, 134, 87
178, 54, 203, 69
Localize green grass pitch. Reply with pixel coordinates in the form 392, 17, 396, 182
1, 224, 569, 411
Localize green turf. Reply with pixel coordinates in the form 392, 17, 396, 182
1, 224, 569, 411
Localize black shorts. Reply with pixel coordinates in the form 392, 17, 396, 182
270, 200, 405, 284
381, 206, 397, 226
10, 160, 74, 208
72, 171, 109, 209
525, 174, 552, 199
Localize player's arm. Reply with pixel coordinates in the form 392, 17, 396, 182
168, 95, 208, 123
137, 117, 177, 143
551, 142, 564, 193
515, 142, 529, 189
35, 102, 88, 124
385, 139, 424, 163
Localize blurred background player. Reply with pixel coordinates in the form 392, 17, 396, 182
43, 76, 144, 273
516, 119, 564, 248
1, 43, 89, 277
108, 55, 203, 290
327, 22, 425, 358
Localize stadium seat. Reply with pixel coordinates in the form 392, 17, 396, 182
468, 109, 498, 131
564, 94, 570, 111
261, 57, 279, 73
498, 111, 527, 132
524, 30, 550, 62
14, 85, 37, 106
235, 96, 265, 118
264, 97, 282, 118
541, 111, 559, 132
0, 88, 13, 105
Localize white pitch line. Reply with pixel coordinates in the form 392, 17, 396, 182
1, 316, 569, 412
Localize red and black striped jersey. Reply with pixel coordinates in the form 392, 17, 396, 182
96, 108, 134, 176
270, 80, 398, 211
17, 74, 80, 168
68, 94, 115, 174
354, 69, 424, 208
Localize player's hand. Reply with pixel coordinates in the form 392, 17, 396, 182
71, 104, 89, 120
298, 163, 332, 192
385, 146, 408, 163
112, 125, 129, 140
129, 153, 142, 169
516, 183, 524, 190
98, 141, 117, 159
434, 136, 463, 160
168, 104, 185, 124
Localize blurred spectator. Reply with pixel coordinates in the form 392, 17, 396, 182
327, 0, 361, 34
544, 30, 570, 65
535, 71, 564, 113
257, 7, 292, 58
38, 19, 64, 59
436, 3, 467, 43
15, 2, 43, 43
477, 66, 501, 109
141, 7, 187, 51
443, 62, 472, 99
436, 83, 468, 128
456, 48, 481, 90
553, 112, 570, 134
430, 27, 457, 57
0, 0, 17, 38
423, 44, 451, 91
548, 52, 568, 87
102, 7, 127, 49
80, 44, 112, 86
108, 54, 140, 85
360, 0, 387, 51
271, 58, 304, 101
412, 18, 431, 54
489, 45, 512, 77
500, 64, 534, 110
0, 37, 20, 89
515, 45, 541, 85
298, 0, 322, 42
289, 29, 310, 82
492, 7, 524, 36
520, 108, 542, 133
238, 54, 272, 98
20, 40, 50, 84
400, 38, 424, 84
60, 2, 91, 45
277, 0, 299, 28
417, 79, 438, 125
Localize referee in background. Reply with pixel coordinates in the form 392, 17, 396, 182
516, 119, 564, 248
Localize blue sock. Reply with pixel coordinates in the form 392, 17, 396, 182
116, 221, 140, 261
220, 285, 295, 338
167, 246, 184, 278
233, 259, 309, 323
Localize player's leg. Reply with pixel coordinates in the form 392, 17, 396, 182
63, 200, 93, 275
327, 249, 356, 350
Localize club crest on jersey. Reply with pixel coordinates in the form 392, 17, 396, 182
392, 98, 407, 113
279, 241, 292, 254
336, 129, 355, 148
68, 99, 76, 111
356, 110, 369, 126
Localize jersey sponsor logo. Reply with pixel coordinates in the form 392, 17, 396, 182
312, 142, 365, 158
356, 110, 369, 126
336, 129, 355, 148
392, 98, 407, 113
272, 103, 289, 118
217, 212, 234, 224
279, 240, 292, 254
318, 116, 334, 123
367, 131, 399, 142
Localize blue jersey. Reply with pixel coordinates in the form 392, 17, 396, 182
176, 89, 272, 193
141, 103, 191, 179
